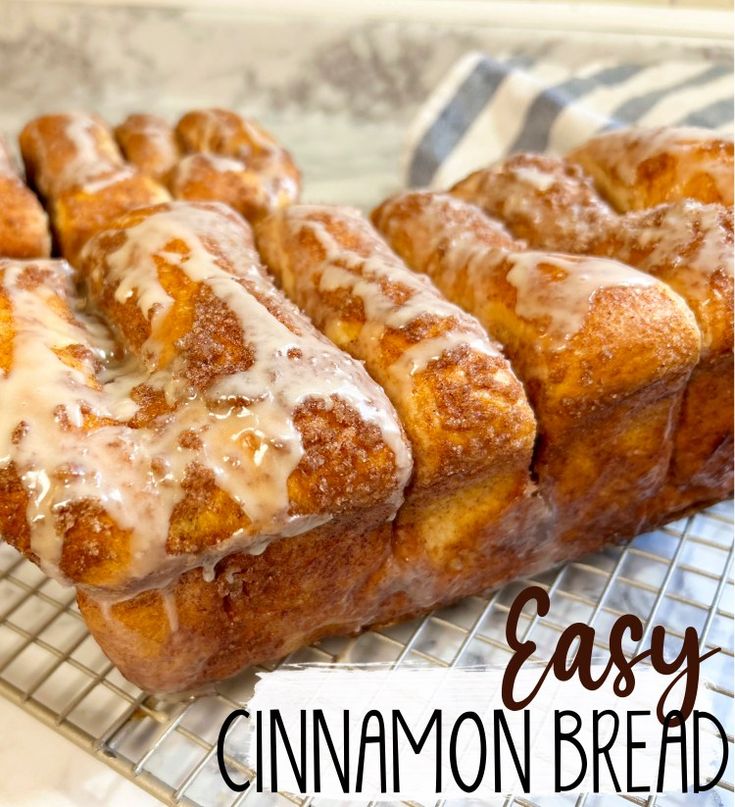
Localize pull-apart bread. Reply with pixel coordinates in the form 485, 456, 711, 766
372, 192, 701, 550
451, 126, 733, 517
0, 117, 731, 693
1, 201, 412, 690
115, 108, 300, 223
20, 114, 170, 263
254, 206, 545, 621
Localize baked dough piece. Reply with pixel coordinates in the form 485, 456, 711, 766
568, 126, 734, 210
77, 204, 550, 692
77, 520, 395, 692
1, 202, 411, 599
0, 137, 51, 258
373, 191, 701, 548
452, 153, 734, 515
169, 108, 300, 221
255, 205, 536, 492
19, 114, 170, 262
255, 205, 544, 594
114, 114, 180, 184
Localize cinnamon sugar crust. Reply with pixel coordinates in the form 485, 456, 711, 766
0, 136, 51, 258
451, 145, 733, 513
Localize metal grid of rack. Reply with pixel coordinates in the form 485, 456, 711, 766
0, 500, 732, 807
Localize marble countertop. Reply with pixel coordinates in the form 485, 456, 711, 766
1, 1, 732, 209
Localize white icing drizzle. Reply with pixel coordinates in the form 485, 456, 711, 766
510, 165, 557, 193
277, 205, 499, 392
190, 109, 277, 158
170, 153, 247, 196
85, 202, 410, 558
388, 334, 502, 384
160, 588, 179, 634
78, 166, 138, 195
506, 251, 659, 344
376, 192, 511, 294
1, 204, 411, 593
624, 201, 732, 299
29, 115, 124, 197
175, 111, 298, 208
124, 116, 176, 154
376, 193, 660, 348
583, 126, 733, 199
0, 260, 161, 578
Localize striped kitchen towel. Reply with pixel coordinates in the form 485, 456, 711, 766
405, 52, 734, 190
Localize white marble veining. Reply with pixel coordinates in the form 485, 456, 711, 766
0, 1, 731, 208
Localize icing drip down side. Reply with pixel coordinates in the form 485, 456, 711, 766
1, 205, 412, 594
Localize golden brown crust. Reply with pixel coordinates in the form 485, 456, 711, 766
567, 126, 734, 210
19, 114, 171, 263
78, 518, 394, 693
114, 114, 180, 183
451, 151, 734, 512
78, 468, 551, 693
372, 191, 701, 542
77, 469, 548, 693
0, 137, 51, 258
255, 205, 537, 493
169, 108, 300, 221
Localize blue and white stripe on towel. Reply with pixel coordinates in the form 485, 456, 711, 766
405, 52, 734, 190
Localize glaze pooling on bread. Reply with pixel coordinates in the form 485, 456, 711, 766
1, 205, 411, 593
0, 259, 150, 580
82, 202, 412, 508
616, 202, 732, 305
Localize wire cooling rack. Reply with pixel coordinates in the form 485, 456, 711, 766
0, 501, 732, 807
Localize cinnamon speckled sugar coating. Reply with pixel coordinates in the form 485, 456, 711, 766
1, 202, 411, 603
568, 126, 734, 210
20, 113, 171, 263
373, 191, 701, 549
452, 146, 733, 516
0, 137, 51, 258
255, 205, 546, 602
